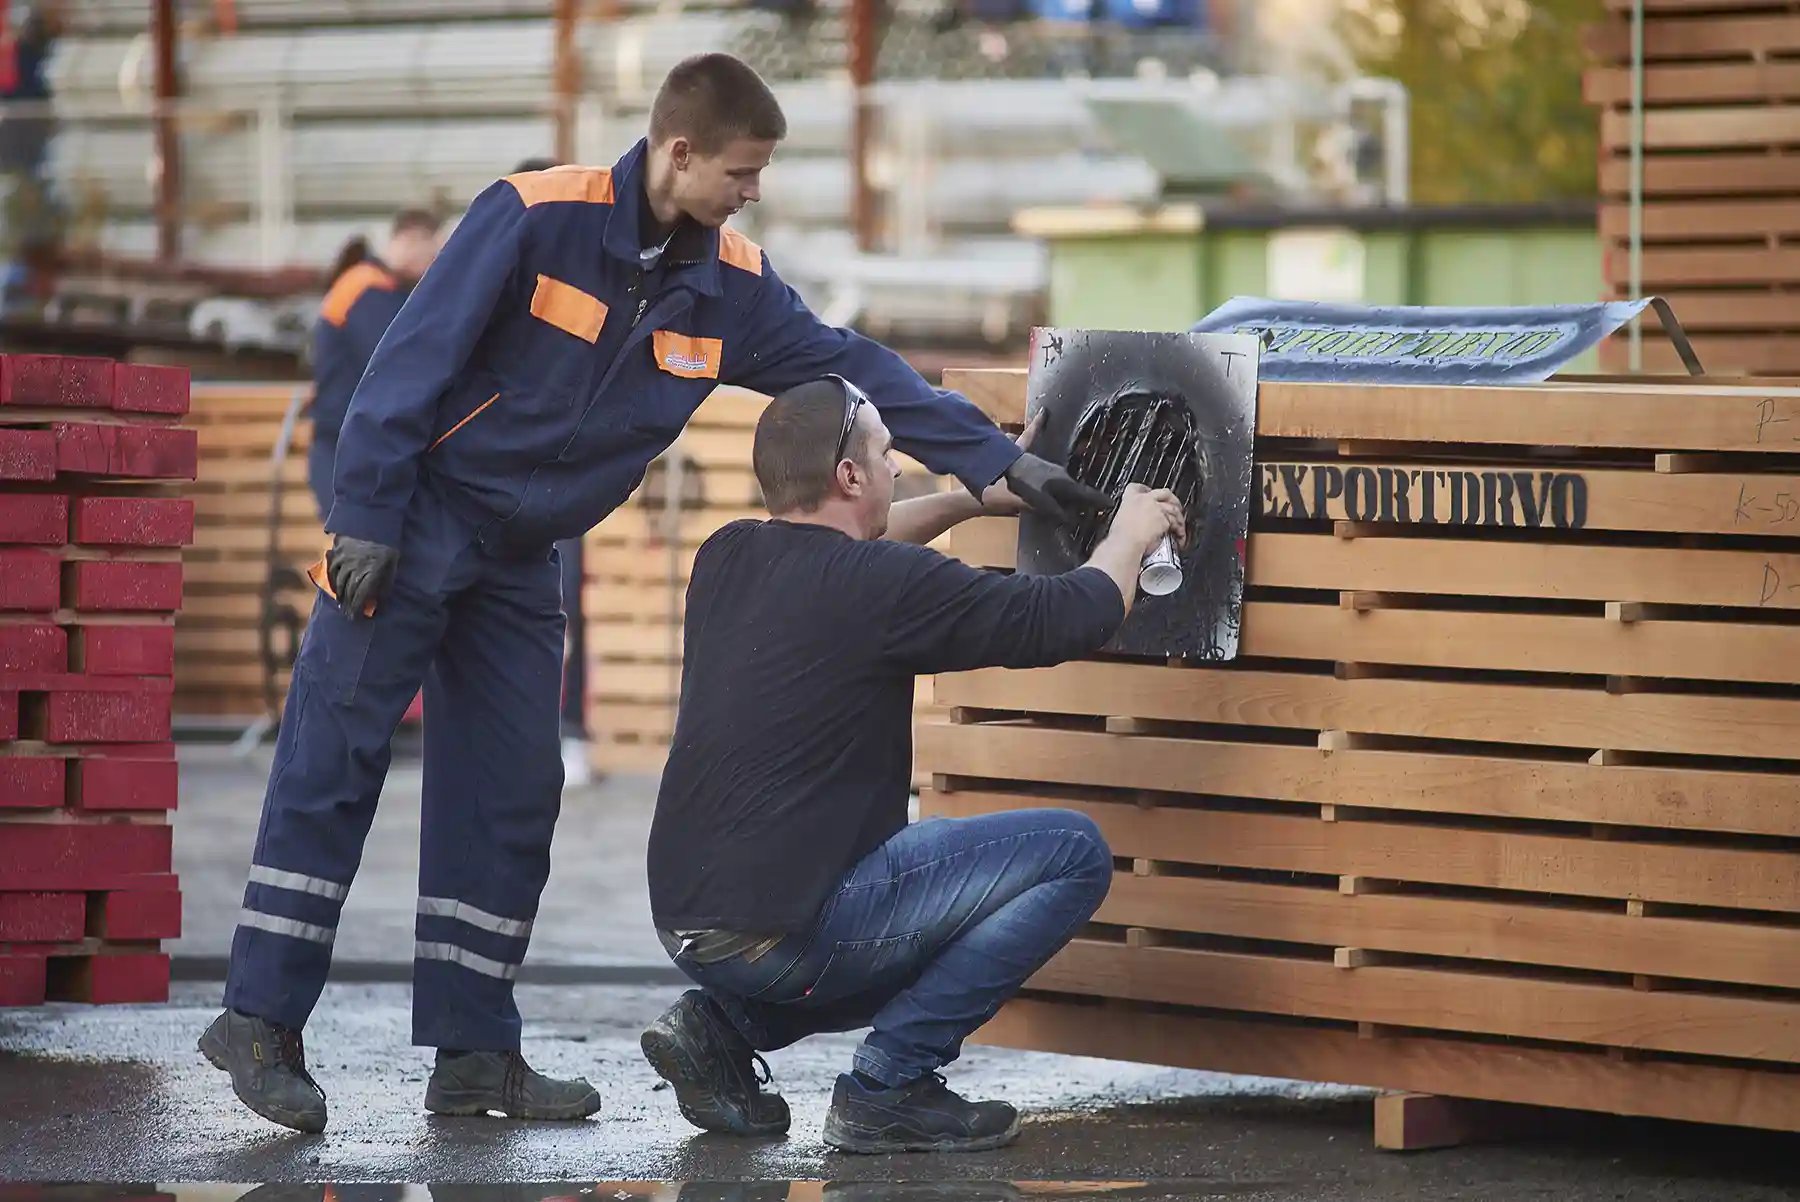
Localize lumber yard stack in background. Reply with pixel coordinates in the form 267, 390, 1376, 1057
0, 354, 194, 1007
924, 365, 1800, 1139
1585, 0, 1800, 375
582, 385, 947, 778
175, 385, 318, 722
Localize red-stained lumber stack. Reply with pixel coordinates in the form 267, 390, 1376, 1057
0, 354, 193, 1006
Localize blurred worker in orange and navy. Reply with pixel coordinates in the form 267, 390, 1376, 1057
308, 210, 444, 521
199, 52, 1108, 1135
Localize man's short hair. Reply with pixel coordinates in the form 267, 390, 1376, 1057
649, 54, 788, 154
511, 156, 561, 173
753, 379, 866, 514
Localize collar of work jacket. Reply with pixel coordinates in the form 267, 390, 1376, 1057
600, 140, 728, 299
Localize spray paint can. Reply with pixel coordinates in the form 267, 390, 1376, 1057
1138, 533, 1182, 597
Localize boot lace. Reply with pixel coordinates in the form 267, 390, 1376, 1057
275, 1026, 327, 1098
500, 1050, 532, 1104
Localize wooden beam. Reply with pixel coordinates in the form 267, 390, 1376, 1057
977, 997, 1800, 1134
1032, 939, 1800, 1064
928, 788, 1800, 913
934, 660, 1800, 763
938, 368, 1800, 453
1090, 872, 1800, 990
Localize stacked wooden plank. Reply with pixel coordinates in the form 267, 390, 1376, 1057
925, 365, 1800, 1134
0, 355, 194, 1006
177, 385, 319, 720
1585, 0, 1800, 374
582, 386, 949, 778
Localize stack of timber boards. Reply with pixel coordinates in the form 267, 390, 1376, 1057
178, 384, 319, 720
1585, 0, 1800, 375
0, 355, 193, 1006
582, 386, 948, 778
921, 366, 1800, 1134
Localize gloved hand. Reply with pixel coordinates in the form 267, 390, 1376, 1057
325, 534, 399, 618
1003, 452, 1113, 528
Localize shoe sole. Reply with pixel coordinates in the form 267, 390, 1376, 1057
641, 1024, 789, 1137
821, 1111, 1023, 1155
196, 1029, 328, 1136
422, 1084, 601, 1121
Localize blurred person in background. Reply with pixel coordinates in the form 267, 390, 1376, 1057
309, 209, 445, 521
0, 2, 65, 309
510, 156, 594, 790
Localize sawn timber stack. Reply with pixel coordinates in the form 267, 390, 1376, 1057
1585, 0, 1800, 375
923, 365, 1800, 1135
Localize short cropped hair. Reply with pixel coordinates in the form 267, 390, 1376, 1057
511, 157, 561, 173
753, 379, 866, 514
390, 208, 442, 237
649, 53, 787, 154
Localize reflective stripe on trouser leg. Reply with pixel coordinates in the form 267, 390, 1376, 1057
223, 570, 451, 1031
411, 552, 566, 1051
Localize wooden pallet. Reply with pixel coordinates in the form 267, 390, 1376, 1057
922, 364, 1800, 1138
178, 384, 319, 719
1585, 2, 1800, 375
581, 386, 951, 780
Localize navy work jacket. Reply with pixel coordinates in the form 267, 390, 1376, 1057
329, 139, 1022, 555
311, 258, 410, 448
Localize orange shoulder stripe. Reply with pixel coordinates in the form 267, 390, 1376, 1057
319, 262, 398, 327
718, 226, 763, 276
504, 165, 615, 207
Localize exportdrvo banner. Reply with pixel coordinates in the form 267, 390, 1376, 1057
1190, 296, 1693, 384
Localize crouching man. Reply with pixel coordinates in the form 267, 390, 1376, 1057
640, 375, 1186, 1153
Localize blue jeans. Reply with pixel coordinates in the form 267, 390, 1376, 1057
668, 807, 1112, 1086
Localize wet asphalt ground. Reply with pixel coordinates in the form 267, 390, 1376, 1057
2, 748, 1798, 1197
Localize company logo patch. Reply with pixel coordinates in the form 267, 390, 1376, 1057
652, 330, 722, 380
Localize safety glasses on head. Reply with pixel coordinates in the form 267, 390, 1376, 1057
827, 373, 871, 465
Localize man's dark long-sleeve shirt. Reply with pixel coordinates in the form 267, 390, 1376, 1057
647, 517, 1125, 934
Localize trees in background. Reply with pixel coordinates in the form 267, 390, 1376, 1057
1340, 0, 1603, 204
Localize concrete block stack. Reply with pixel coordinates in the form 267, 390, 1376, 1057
0, 355, 196, 1006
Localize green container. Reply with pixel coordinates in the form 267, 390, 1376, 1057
1019, 202, 1602, 366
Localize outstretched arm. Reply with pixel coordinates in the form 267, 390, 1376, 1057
720, 252, 1022, 497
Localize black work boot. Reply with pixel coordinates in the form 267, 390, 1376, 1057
423, 1049, 601, 1120
641, 989, 791, 1135
197, 1009, 329, 1134
822, 1071, 1020, 1154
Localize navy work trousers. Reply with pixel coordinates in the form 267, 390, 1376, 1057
666, 808, 1112, 1086
223, 494, 568, 1051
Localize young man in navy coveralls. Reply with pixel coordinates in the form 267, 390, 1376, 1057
199, 53, 1107, 1134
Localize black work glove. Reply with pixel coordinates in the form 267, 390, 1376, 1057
325, 534, 399, 618
1003, 452, 1112, 528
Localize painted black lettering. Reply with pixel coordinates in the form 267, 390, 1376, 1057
1551, 473, 1588, 530
1279, 464, 1311, 520
1379, 467, 1412, 523
1463, 472, 1484, 525
1345, 467, 1379, 522
1483, 472, 1503, 527
1261, 466, 1288, 518
1513, 471, 1554, 528
1418, 470, 1439, 524
1313, 465, 1344, 519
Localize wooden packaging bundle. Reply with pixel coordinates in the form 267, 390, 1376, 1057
1585, 0, 1800, 375
582, 386, 947, 778
177, 385, 320, 720
923, 365, 1800, 1134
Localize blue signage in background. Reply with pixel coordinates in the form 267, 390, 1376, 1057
1191, 296, 1701, 384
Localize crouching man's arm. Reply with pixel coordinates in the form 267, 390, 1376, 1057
883, 483, 1185, 674
881, 412, 1044, 548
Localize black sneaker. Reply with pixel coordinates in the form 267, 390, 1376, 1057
423, 1050, 601, 1120
822, 1071, 1021, 1154
641, 989, 791, 1135
197, 1009, 329, 1134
